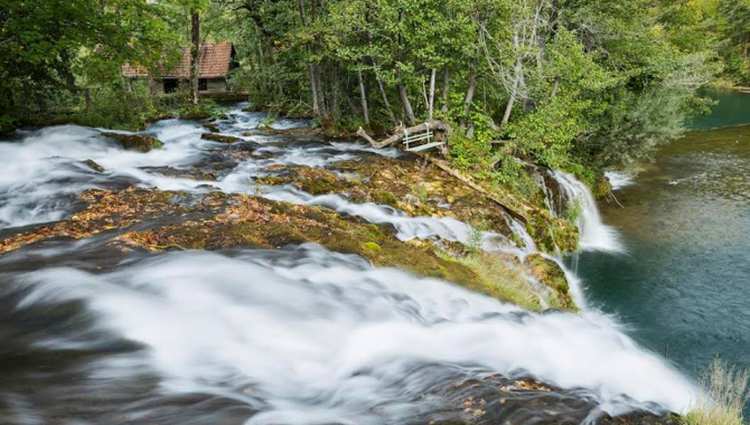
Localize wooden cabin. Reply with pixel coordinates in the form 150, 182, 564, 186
122, 42, 238, 94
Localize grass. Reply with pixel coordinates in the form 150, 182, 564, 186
683, 359, 749, 425
436, 250, 543, 311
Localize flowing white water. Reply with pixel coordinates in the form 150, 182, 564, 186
0, 118, 521, 253
604, 170, 635, 191
14, 247, 698, 424
551, 171, 625, 253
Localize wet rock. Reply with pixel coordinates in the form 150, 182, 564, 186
202, 122, 221, 133
422, 373, 679, 425
0, 188, 188, 255
81, 159, 105, 173
101, 132, 163, 152
201, 133, 243, 144
139, 166, 217, 181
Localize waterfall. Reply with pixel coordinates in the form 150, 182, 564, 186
11, 247, 698, 424
551, 171, 624, 253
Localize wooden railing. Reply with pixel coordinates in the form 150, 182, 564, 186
402, 128, 445, 152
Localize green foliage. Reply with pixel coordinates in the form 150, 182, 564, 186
563, 200, 582, 224
0, 0, 180, 128
75, 84, 158, 130
0, 0, 729, 173
714, 0, 750, 84
505, 94, 588, 169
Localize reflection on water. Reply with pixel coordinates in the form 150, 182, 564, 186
690, 89, 750, 130
576, 125, 750, 403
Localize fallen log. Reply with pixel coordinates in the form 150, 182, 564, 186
416, 154, 530, 224
356, 121, 451, 149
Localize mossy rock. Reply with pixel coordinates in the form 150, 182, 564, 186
101, 132, 163, 152
594, 175, 613, 199
523, 253, 577, 311
526, 212, 579, 254
201, 133, 242, 144
202, 122, 221, 133
371, 190, 400, 208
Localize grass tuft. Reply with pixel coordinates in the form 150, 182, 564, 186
683, 358, 749, 425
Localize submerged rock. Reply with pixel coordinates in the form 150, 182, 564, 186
201, 132, 242, 144
81, 159, 105, 173
101, 132, 163, 152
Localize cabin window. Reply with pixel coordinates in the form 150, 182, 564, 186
163, 79, 178, 94
199, 79, 208, 91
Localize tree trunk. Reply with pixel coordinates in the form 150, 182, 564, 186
428, 68, 436, 121
299, 0, 321, 116
331, 67, 340, 119
461, 70, 477, 126
190, 9, 200, 105
376, 74, 397, 125
357, 69, 370, 125
550, 76, 560, 99
441, 68, 450, 113
398, 82, 416, 125
463, 70, 476, 116
501, 60, 522, 127
315, 65, 327, 116
84, 89, 92, 111
308, 65, 320, 115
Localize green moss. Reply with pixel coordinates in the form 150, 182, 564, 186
360, 241, 382, 254
371, 190, 399, 208
437, 250, 545, 311
101, 132, 163, 152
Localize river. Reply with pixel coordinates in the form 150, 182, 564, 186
0, 105, 704, 424
577, 89, 750, 411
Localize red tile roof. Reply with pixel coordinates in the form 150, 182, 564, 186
122, 42, 234, 79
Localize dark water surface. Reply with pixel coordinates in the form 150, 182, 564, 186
576, 96, 750, 395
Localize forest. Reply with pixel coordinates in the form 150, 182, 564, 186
1, 0, 749, 181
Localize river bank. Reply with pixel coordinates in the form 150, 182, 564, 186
0, 105, 700, 424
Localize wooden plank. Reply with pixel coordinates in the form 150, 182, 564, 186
407, 141, 445, 152
403, 133, 433, 143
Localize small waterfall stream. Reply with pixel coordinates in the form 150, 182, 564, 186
549, 171, 625, 253
0, 107, 700, 424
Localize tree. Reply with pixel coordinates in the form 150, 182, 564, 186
0, 0, 177, 130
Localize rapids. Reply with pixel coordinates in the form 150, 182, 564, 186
0, 105, 699, 424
